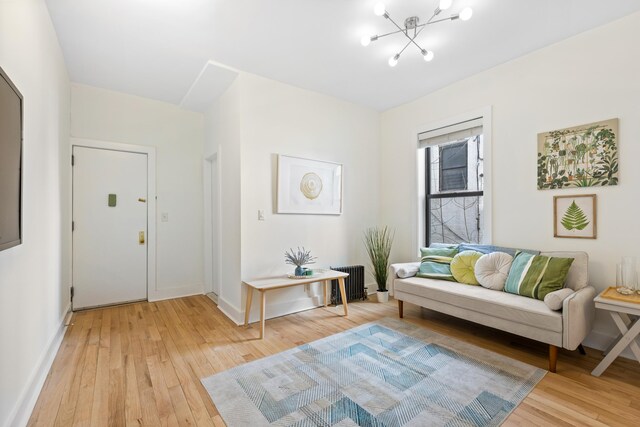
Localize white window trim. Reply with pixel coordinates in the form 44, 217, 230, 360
413, 106, 493, 256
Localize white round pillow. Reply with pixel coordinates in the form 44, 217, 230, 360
474, 252, 513, 290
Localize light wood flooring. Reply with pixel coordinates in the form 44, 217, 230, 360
28, 295, 640, 426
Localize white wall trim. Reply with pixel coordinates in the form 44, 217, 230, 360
412, 106, 493, 255
148, 284, 204, 302
5, 304, 70, 427
70, 138, 157, 305
218, 296, 243, 325
583, 330, 634, 361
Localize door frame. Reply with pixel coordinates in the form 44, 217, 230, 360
71, 138, 157, 307
203, 148, 222, 299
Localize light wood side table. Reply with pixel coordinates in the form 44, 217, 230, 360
591, 290, 640, 376
243, 270, 349, 339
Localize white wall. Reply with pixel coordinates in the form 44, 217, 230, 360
380, 12, 640, 348
204, 73, 380, 323
0, 1, 70, 426
70, 84, 205, 300
204, 77, 243, 319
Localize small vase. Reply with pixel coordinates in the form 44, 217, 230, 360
295, 266, 304, 276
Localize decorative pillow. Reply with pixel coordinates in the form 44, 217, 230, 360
416, 247, 459, 281
544, 288, 574, 311
475, 252, 514, 290
396, 263, 420, 279
504, 252, 574, 300
450, 250, 483, 285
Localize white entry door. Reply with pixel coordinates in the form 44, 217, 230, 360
72, 146, 148, 309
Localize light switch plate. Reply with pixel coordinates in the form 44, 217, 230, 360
161, 212, 169, 222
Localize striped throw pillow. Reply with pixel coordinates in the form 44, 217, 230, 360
504, 252, 574, 300
416, 247, 458, 281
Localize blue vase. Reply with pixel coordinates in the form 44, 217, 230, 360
295, 266, 304, 276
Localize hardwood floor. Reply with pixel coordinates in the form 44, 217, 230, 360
28, 296, 640, 426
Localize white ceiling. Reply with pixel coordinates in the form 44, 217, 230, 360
46, 0, 640, 111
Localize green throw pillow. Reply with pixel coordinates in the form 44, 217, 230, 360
450, 250, 483, 285
504, 252, 574, 300
416, 246, 459, 281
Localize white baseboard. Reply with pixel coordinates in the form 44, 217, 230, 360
217, 296, 243, 325
148, 284, 204, 302
6, 303, 71, 427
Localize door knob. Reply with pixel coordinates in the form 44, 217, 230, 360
139, 231, 145, 245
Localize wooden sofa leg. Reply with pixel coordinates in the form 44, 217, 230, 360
398, 300, 404, 318
578, 344, 586, 355
549, 345, 558, 373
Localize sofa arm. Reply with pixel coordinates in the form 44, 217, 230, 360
387, 262, 420, 296
562, 286, 596, 351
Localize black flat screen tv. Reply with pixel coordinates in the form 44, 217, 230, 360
0, 66, 23, 251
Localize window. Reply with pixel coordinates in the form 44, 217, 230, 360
419, 118, 485, 246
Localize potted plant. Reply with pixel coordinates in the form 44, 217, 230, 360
363, 226, 394, 303
284, 247, 317, 277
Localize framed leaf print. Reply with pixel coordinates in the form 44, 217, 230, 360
554, 194, 596, 239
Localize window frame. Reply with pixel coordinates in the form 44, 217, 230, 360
414, 107, 492, 254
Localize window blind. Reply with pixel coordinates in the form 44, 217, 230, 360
418, 117, 483, 148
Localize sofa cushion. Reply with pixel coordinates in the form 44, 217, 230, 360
504, 252, 574, 300
475, 252, 513, 290
395, 277, 562, 332
540, 251, 588, 291
450, 250, 483, 285
459, 244, 540, 257
416, 247, 458, 281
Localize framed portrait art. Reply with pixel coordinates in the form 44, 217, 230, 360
276, 155, 343, 215
553, 194, 597, 239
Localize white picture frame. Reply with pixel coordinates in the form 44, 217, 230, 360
277, 155, 343, 215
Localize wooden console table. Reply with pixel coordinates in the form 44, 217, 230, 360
243, 270, 349, 339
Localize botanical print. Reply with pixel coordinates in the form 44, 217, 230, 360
554, 194, 596, 239
537, 119, 618, 190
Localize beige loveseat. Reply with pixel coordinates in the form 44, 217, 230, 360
390, 250, 596, 372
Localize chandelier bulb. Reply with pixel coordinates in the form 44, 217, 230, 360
361, 35, 372, 47
388, 54, 399, 67
422, 50, 435, 62
460, 7, 473, 21
439, 0, 453, 11
374, 2, 386, 17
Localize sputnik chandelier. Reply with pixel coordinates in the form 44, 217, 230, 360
361, 0, 473, 67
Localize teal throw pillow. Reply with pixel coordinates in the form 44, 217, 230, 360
504, 252, 574, 300
416, 246, 459, 281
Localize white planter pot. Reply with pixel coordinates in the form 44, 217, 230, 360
376, 291, 389, 303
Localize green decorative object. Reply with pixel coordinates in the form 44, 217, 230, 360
561, 200, 590, 231
363, 226, 394, 292
108, 194, 117, 207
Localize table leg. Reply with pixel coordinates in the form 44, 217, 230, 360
259, 290, 266, 340
244, 286, 253, 326
323, 280, 328, 307
338, 277, 348, 316
610, 313, 640, 360
592, 313, 640, 376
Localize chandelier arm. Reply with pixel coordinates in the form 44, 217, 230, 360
397, 38, 413, 57
375, 28, 407, 39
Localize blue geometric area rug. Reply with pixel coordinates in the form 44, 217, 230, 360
201, 318, 545, 426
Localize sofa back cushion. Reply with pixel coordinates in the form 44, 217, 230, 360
458, 243, 540, 257
540, 251, 589, 291
417, 247, 458, 281
504, 252, 574, 300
